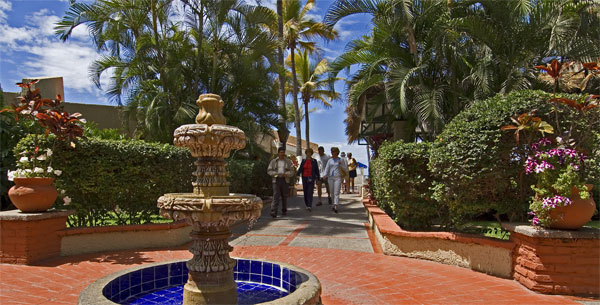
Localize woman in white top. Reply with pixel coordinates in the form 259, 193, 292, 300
322, 147, 348, 213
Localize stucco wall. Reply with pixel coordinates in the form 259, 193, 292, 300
365, 201, 514, 278
60, 222, 191, 256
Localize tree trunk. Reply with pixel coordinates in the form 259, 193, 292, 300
290, 44, 302, 157
276, 0, 289, 150
303, 95, 310, 149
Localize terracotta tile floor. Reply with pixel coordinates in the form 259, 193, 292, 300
0, 245, 584, 305
0, 193, 594, 304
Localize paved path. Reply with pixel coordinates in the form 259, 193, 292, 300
231, 192, 374, 253
0, 192, 594, 304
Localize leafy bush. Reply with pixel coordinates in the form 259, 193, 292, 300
83, 121, 127, 140
371, 141, 443, 229
429, 90, 599, 224
226, 158, 271, 197
13, 135, 273, 226
15, 135, 194, 226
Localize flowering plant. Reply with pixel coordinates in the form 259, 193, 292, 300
525, 137, 590, 226
1, 80, 85, 180
7, 148, 62, 180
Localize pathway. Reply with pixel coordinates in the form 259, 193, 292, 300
0, 192, 594, 304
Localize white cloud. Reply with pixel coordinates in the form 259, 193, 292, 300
334, 24, 354, 40
0, 0, 11, 22
0, 23, 31, 47
21, 41, 102, 94
0, 8, 103, 99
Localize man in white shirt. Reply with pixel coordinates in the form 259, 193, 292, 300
316, 146, 332, 206
267, 147, 295, 217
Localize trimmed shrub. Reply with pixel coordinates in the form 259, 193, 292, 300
15, 135, 194, 226
429, 90, 600, 224
13, 136, 272, 226
226, 158, 271, 198
371, 141, 443, 229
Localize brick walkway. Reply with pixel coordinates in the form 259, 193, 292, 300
0, 193, 591, 304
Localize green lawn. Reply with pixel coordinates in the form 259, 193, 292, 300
66, 213, 172, 228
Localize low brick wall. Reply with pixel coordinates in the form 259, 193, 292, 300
59, 221, 192, 256
0, 210, 73, 264
503, 224, 600, 296
363, 200, 515, 278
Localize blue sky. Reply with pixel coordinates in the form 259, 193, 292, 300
0, 0, 373, 167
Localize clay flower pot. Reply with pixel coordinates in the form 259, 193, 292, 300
548, 184, 596, 230
8, 177, 58, 212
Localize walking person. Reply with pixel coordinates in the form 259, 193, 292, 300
323, 147, 348, 213
340, 152, 349, 194
316, 146, 331, 206
347, 152, 358, 194
267, 147, 295, 218
296, 148, 319, 212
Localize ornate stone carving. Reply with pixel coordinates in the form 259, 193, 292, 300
187, 229, 236, 273
157, 93, 262, 304
195, 93, 226, 125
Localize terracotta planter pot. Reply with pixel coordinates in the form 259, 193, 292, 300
548, 184, 596, 230
8, 177, 58, 212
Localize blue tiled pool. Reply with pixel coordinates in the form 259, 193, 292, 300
102, 259, 303, 305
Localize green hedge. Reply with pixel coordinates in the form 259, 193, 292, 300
428, 90, 599, 224
226, 158, 271, 197
371, 141, 443, 229
14, 136, 271, 226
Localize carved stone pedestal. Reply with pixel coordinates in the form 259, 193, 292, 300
183, 227, 237, 305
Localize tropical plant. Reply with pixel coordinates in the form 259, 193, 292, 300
1, 80, 85, 180
55, 0, 281, 146
430, 90, 599, 226
286, 49, 340, 145
276, 0, 289, 149
282, 0, 337, 156
325, 0, 600, 143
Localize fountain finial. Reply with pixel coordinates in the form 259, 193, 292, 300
195, 93, 226, 125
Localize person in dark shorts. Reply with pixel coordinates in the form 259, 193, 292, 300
347, 152, 358, 194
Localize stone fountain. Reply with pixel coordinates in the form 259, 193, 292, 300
157, 93, 262, 305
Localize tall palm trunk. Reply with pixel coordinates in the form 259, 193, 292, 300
303, 94, 310, 148
290, 44, 302, 157
276, 0, 288, 150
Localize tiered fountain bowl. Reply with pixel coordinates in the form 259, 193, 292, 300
78, 94, 321, 305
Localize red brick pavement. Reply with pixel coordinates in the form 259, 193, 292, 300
0, 245, 584, 305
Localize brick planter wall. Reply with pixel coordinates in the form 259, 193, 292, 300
0, 210, 73, 264
503, 224, 600, 296
363, 199, 515, 278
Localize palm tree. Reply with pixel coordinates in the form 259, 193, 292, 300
55, 0, 282, 145
287, 50, 340, 146
282, 0, 337, 156
276, 0, 289, 150
325, 0, 600, 143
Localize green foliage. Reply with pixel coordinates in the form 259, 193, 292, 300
15, 135, 194, 226
429, 90, 600, 225
226, 158, 271, 198
1, 90, 35, 210
83, 121, 126, 140
13, 135, 273, 226
370, 141, 442, 229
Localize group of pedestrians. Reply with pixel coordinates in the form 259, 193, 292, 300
267, 146, 358, 217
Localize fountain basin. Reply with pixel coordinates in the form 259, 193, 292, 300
79, 258, 321, 305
